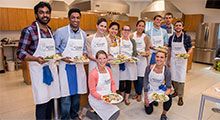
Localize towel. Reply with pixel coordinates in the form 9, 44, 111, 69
65, 64, 78, 95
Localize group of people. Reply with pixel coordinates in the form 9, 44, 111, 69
17, 1, 192, 120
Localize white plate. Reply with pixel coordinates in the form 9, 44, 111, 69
102, 93, 123, 104
149, 92, 169, 102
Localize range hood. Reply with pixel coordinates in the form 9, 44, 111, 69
141, 0, 182, 20
69, 0, 129, 20
50, 0, 69, 18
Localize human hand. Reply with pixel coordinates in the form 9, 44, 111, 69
61, 57, 72, 63
36, 56, 47, 64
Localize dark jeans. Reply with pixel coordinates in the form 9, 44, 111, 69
119, 80, 132, 94
86, 110, 120, 120
36, 99, 54, 120
144, 95, 172, 114
60, 94, 80, 120
134, 77, 144, 95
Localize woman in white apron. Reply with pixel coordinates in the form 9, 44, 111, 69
119, 25, 138, 105
107, 22, 120, 90
168, 20, 192, 106
87, 50, 120, 120
131, 20, 151, 102
56, 24, 87, 119
143, 51, 172, 120
86, 18, 110, 72
28, 22, 61, 118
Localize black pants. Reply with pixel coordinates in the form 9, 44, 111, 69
134, 77, 144, 95
119, 80, 131, 94
36, 99, 54, 120
144, 95, 172, 115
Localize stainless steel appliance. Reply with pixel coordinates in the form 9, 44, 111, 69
193, 23, 220, 64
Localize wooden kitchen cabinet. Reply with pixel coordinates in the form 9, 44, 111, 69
187, 47, 194, 72
0, 8, 9, 30
183, 14, 204, 32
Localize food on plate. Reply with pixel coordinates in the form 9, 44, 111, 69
70, 56, 89, 63
151, 92, 169, 102
109, 59, 125, 64
126, 57, 139, 63
151, 46, 168, 53
116, 54, 128, 60
138, 51, 149, 56
102, 93, 123, 104
175, 53, 189, 59
44, 54, 62, 60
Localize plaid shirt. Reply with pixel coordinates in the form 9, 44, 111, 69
17, 21, 52, 60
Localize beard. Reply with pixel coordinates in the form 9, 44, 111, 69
36, 16, 50, 25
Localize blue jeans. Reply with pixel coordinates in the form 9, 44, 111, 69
60, 94, 80, 120
134, 77, 144, 95
36, 99, 54, 120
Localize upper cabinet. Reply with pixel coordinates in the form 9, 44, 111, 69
183, 14, 204, 32
0, 8, 138, 31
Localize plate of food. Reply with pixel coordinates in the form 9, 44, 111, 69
151, 46, 168, 53
102, 93, 123, 104
149, 92, 169, 102
138, 51, 149, 56
116, 54, 129, 61
126, 57, 139, 63
44, 54, 63, 61
108, 59, 125, 64
69, 56, 90, 63
175, 53, 189, 59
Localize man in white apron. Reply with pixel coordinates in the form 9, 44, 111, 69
161, 12, 174, 39
146, 15, 168, 64
17, 2, 60, 119
54, 8, 87, 119
167, 20, 192, 106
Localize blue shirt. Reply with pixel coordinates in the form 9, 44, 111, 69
146, 27, 169, 45
53, 25, 87, 54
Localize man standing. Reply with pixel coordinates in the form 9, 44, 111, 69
161, 12, 174, 39
167, 20, 192, 106
17, 2, 60, 119
146, 15, 168, 64
54, 8, 87, 120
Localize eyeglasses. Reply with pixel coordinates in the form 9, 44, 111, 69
123, 29, 130, 31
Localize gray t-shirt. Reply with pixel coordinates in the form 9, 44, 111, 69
143, 65, 172, 92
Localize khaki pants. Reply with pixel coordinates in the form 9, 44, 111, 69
172, 81, 185, 97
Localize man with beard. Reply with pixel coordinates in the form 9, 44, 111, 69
54, 8, 87, 120
167, 20, 192, 106
17, 2, 60, 119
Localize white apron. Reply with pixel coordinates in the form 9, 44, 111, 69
133, 32, 148, 77
167, 24, 174, 39
88, 67, 119, 120
89, 34, 108, 72
59, 25, 87, 97
119, 39, 137, 81
109, 38, 120, 90
147, 65, 165, 103
28, 22, 60, 104
170, 34, 187, 83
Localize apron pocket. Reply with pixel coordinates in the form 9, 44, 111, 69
43, 65, 53, 85
65, 64, 78, 95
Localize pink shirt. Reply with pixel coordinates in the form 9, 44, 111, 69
88, 67, 116, 100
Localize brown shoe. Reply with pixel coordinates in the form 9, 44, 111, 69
132, 95, 138, 100
137, 95, 141, 102
178, 97, 184, 106
124, 99, 130, 105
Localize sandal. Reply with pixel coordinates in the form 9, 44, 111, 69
132, 95, 138, 99
124, 99, 130, 105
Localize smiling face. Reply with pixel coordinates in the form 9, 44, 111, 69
97, 53, 108, 68
174, 22, 184, 33
136, 21, 145, 33
109, 25, 119, 37
69, 12, 80, 29
154, 16, 162, 27
122, 25, 131, 39
97, 21, 107, 34
155, 52, 166, 66
35, 6, 51, 25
